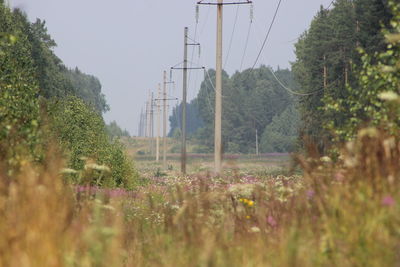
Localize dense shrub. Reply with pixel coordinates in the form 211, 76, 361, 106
0, 5, 41, 168
48, 96, 138, 188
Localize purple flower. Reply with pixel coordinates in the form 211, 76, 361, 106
382, 196, 395, 207
307, 190, 315, 200
267, 215, 277, 227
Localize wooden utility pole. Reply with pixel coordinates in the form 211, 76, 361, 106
156, 84, 161, 162
181, 27, 189, 174
150, 92, 154, 156
145, 98, 149, 137
163, 71, 167, 169
198, 0, 252, 174
170, 28, 202, 174
214, 0, 223, 174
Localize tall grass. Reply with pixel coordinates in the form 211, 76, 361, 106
1, 127, 400, 266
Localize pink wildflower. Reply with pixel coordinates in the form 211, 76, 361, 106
382, 196, 395, 207
267, 215, 277, 227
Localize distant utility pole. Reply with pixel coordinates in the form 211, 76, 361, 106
171, 27, 203, 174
163, 72, 167, 169
150, 92, 155, 156
145, 98, 149, 137
156, 84, 161, 162
157, 71, 177, 170
138, 108, 143, 137
197, 0, 252, 174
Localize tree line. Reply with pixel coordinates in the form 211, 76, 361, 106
170, 0, 398, 154
0, 1, 137, 188
169, 67, 300, 154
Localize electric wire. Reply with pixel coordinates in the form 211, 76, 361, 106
267, 67, 325, 96
327, 0, 335, 9
239, 20, 252, 71
250, 0, 283, 70
224, 5, 240, 69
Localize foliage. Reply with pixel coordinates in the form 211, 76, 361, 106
27, 18, 109, 113
0, 4, 40, 168
48, 96, 138, 189
172, 67, 299, 153
0, 154, 124, 266
293, 0, 393, 150
106, 120, 130, 139
169, 98, 204, 137
325, 1, 400, 141
260, 104, 300, 153
3, 124, 400, 266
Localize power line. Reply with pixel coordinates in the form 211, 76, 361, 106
239, 20, 252, 71
224, 5, 240, 69
327, 0, 335, 9
250, 0, 283, 70
267, 67, 324, 96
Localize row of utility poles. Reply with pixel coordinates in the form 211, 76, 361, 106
137, 74, 176, 170
138, 0, 252, 175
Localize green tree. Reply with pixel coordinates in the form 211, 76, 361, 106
0, 3, 40, 167
260, 104, 300, 153
48, 96, 137, 188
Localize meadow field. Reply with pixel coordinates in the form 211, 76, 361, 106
2, 132, 400, 267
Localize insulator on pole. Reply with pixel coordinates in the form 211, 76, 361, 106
198, 45, 201, 58
196, 5, 200, 24
170, 69, 173, 82
250, 4, 254, 23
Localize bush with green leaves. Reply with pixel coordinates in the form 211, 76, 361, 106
0, 4, 41, 168
324, 1, 400, 141
48, 96, 138, 189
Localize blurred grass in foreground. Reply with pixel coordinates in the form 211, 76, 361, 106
1, 127, 400, 266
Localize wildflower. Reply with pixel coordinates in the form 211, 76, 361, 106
306, 190, 315, 200
382, 196, 395, 207
267, 216, 277, 227
249, 226, 260, 233
246, 215, 251, 219
247, 200, 254, 207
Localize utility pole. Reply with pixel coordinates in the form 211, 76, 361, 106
150, 92, 154, 156
171, 28, 203, 174
182, 27, 189, 174
154, 74, 177, 169
138, 108, 143, 137
198, 0, 252, 174
145, 99, 149, 137
163, 71, 168, 169
215, 0, 223, 174
156, 84, 161, 162
141, 108, 146, 137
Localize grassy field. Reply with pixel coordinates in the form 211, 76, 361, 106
1, 132, 400, 266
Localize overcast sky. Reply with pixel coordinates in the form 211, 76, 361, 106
12, 0, 333, 135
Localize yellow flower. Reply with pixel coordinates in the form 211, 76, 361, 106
247, 200, 254, 207
246, 215, 251, 219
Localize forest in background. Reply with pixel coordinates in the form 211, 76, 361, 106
1, 0, 400, 265
293, 0, 394, 151
169, 67, 300, 154
170, 0, 395, 154
0, 1, 137, 188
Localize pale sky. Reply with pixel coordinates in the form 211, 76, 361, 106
12, 0, 333, 135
